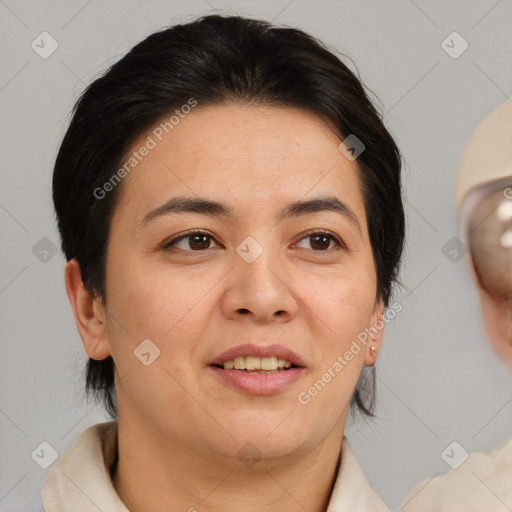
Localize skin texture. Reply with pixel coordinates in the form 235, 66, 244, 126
64, 103, 384, 512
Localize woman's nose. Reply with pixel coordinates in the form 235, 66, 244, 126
221, 238, 299, 323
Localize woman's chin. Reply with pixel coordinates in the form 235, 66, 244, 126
211, 436, 308, 469
205, 418, 312, 462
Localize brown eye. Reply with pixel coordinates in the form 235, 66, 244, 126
163, 231, 220, 252
295, 231, 344, 251
188, 234, 212, 250
309, 234, 333, 251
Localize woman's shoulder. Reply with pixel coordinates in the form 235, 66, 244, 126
41, 420, 126, 512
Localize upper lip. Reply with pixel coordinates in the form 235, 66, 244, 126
209, 343, 307, 368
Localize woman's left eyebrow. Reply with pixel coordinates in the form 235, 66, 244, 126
140, 195, 361, 234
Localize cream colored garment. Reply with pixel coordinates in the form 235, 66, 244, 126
401, 436, 512, 512
42, 421, 390, 511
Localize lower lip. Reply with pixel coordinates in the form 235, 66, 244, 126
208, 366, 306, 395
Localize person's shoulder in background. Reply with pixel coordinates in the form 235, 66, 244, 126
400, 436, 512, 512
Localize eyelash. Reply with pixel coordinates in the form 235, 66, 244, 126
161, 229, 345, 253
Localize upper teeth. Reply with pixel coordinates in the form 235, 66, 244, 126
222, 356, 293, 370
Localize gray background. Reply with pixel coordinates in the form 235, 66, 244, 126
1, 1, 511, 510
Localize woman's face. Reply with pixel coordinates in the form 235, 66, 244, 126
101, 103, 383, 461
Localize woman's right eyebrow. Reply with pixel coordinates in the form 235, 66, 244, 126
140, 195, 361, 235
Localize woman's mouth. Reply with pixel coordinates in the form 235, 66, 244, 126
209, 355, 305, 394
212, 355, 297, 373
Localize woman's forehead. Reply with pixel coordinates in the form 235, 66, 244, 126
134, 104, 338, 158
119, 104, 362, 204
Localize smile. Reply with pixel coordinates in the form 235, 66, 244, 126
214, 355, 295, 372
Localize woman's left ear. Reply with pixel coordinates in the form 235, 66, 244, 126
364, 299, 385, 367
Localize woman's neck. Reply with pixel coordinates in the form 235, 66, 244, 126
112, 417, 345, 512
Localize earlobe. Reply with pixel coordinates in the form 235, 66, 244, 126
64, 259, 111, 361
364, 299, 385, 366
